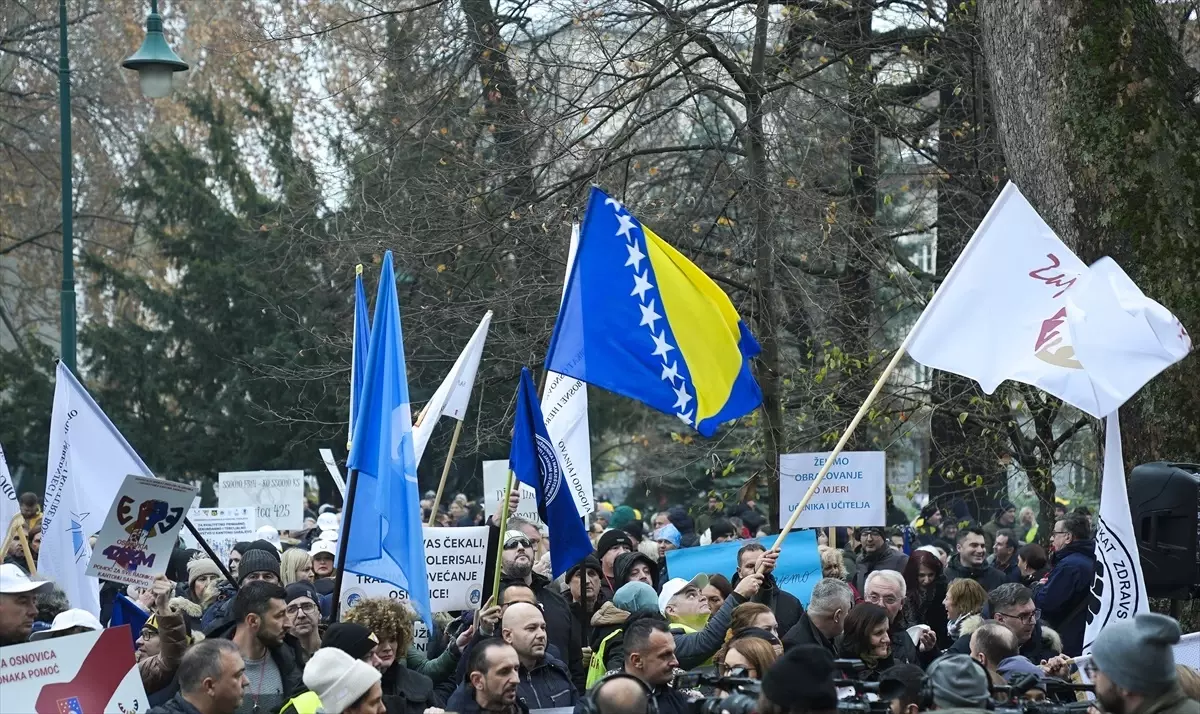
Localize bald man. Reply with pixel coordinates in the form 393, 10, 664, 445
501, 602, 578, 707
591, 675, 649, 714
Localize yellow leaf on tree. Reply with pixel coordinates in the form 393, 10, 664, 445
648, 167, 659, 176
436, 264, 447, 273
716, 216, 734, 227
439, 127, 449, 135
786, 177, 799, 188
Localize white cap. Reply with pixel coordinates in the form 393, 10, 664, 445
317, 512, 339, 531
0, 563, 54, 595
311, 541, 337, 558
318, 528, 339, 543
255, 525, 283, 551
658, 573, 708, 615
29, 608, 103, 641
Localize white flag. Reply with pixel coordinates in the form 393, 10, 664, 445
0, 441, 18, 537
412, 311, 492, 465
1082, 409, 1149, 654
543, 223, 594, 517
41, 363, 155, 616
907, 183, 1191, 418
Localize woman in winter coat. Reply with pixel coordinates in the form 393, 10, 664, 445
136, 580, 204, 698
943, 577, 987, 642
901, 549, 950, 648
837, 604, 895, 682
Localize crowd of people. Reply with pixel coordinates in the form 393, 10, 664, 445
1, 489, 1197, 714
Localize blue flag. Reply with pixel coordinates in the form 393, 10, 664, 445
345, 252, 431, 629
545, 187, 761, 437
109, 592, 149, 646
348, 266, 371, 449
509, 367, 593, 579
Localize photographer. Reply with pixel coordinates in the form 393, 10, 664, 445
759, 645, 839, 714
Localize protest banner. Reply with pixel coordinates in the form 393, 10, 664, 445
218, 470, 304, 530
777, 451, 886, 530
664, 530, 822, 606
0, 441, 17, 536
482, 460, 542, 527
0, 626, 149, 714
179, 507, 256, 565
339, 526, 488, 614
86, 475, 196, 589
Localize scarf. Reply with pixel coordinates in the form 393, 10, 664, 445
947, 611, 974, 640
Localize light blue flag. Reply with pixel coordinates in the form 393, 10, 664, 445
348, 266, 371, 450
345, 252, 431, 629
509, 367, 593, 579
664, 530, 822, 606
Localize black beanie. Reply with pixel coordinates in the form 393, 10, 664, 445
762, 645, 837, 711
566, 554, 602, 583
245, 540, 281, 561
237, 549, 281, 585
285, 582, 318, 604
597, 529, 635, 558
322, 622, 379, 661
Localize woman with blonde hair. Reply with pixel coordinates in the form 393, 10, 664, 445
715, 634, 778, 680
280, 548, 314, 586
819, 545, 860, 600
943, 577, 988, 640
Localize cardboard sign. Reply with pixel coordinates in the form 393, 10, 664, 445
664, 530, 822, 606
339, 526, 488, 614
179, 507, 256, 566
778, 451, 887, 529
86, 475, 197, 588
218, 470, 304, 530
482, 460, 542, 527
0, 626, 149, 714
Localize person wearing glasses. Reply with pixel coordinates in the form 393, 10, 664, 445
284, 582, 322, 657
1034, 512, 1094, 657
948, 583, 1061, 666
863, 570, 929, 667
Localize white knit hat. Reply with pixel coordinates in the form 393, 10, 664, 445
303, 647, 381, 713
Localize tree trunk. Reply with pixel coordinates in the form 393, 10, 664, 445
978, 0, 1200, 464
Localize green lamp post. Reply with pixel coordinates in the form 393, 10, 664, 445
58, 0, 187, 374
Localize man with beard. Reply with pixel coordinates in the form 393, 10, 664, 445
459, 640, 528, 714
1035, 512, 1094, 656
207, 581, 306, 714
982, 501, 1018, 550
284, 582, 322, 657
733, 543, 804, 637
499, 603, 577, 708
1088, 613, 1197, 714
851, 527, 909, 594
499, 530, 585, 692
946, 527, 1007, 592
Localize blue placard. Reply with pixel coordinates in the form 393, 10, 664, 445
664, 530, 822, 606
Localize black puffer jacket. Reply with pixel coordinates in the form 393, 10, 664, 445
379, 659, 438, 714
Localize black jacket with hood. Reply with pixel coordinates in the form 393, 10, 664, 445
612, 551, 661, 592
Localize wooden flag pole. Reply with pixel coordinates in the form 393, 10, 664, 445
427, 420, 464, 526
14, 527, 35, 577
490, 471, 515, 604
768, 341, 912, 559
830, 527, 836, 550
0, 515, 22, 562
0, 515, 36, 576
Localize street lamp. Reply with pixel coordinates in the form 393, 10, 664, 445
121, 0, 190, 98
58, 0, 188, 374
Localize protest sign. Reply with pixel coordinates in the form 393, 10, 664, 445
340, 525, 488, 614
179, 507, 256, 565
218, 470, 304, 530
778, 451, 886, 529
0, 626, 149, 714
664, 530, 822, 606
86, 475, 196, 588
0, 441, 17, 536
482, 460, 542, 526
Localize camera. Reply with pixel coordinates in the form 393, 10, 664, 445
831, 660, 890, 714
991, 673, 1096, 714
676, 668, 762, 714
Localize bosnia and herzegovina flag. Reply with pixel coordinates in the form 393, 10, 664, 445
545, 186, 762, 437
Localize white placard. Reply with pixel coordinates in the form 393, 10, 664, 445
180, 507, 256, 566
339, 526, 488, 614
482, 460, 542, 527
86, 475, 197, 588
778, 451, 886, 529
218, 470, 304, 530
0, 626, 149, 713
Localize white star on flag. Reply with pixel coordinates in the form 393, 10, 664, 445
605, 196, 625, 212
625, 241, 645, 270
677, 411, 693, 425
639, 299, 662, 329
631, 271, 654, 300
660, 361, 680, 384
672, 383, 693, 410
651, 331, 675, 359
616, 213, 637, 240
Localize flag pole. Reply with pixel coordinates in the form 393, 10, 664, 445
768, 339, 912, 558
427, 420, 464, 527
183, 517, 238, 588
330, 467, 361, 622
1, 515, 37, 576
490, 471, 515, 603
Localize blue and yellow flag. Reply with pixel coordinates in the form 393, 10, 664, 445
545, 186, 762, 437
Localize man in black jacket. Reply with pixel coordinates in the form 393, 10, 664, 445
945, 527, 1007, 592
945, 583, 1060, 665
732, 542, 804, 637
782, 578, 853, 658
204, 581, 306, 714
147, 639, 248, 714
851, 526, 909, 593
500, 603, 578, 708
448, 640, 530, 714
618, 615, 693, 714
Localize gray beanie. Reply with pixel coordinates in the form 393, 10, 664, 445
1090, 613, 1181, 693
927, 654, 989, 708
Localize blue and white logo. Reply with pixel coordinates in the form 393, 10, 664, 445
534, 434, 563, 505
470, 588, 482, 606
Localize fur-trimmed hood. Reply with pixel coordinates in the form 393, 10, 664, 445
959, 613, 985, 636
167, 596, 202, 619
1040, 624, 1061, 654
590, 601, 630, 627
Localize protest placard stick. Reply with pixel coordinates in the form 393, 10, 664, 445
829, 527, 836, 550
182, 517, 238, 588
490, 471, 515, 604
427, 420, 464, 527
0, 514, 21, 561
1, 515, 37, 576
330, 468, 361, 622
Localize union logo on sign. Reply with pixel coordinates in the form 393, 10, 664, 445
534, 434, 563, 505
1085, 515, 1144, 650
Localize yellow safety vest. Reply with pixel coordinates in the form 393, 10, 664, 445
279, 691, 321, 714
588, 629, 624, 688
